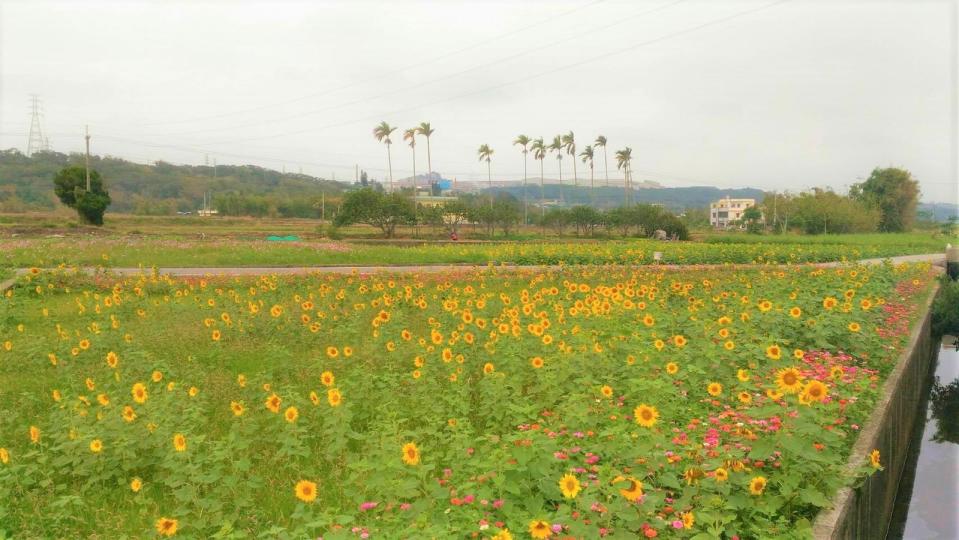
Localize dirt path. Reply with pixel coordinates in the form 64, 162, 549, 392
5, 253, 945, 281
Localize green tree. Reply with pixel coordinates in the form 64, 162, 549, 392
477, 144, 494, 210
53, 165, 111, 225
372, 121, 396, 191
614, 147, 632, 206
793, 188, 879, 234
403, 127, 417, 188
594, 135, 609, 187
333, 188, 413, 238
416, 122, 435, 187
513, 134, 531, 225
569, 205, 601, 236
850, 167, 920, 232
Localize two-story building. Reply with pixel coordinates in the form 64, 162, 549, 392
710, 197, 757, 228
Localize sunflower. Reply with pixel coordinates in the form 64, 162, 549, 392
284, 406, 299, 423
823, 297, 838, 309
29, 425, 40, 444
633, 404, 659, 428
749, 476, 767, 495
211, 329, 221, 341
320, 371, 335, 387
793, 348, 805, 359
737, 369, 750, 382
618, 477, 644, 501
270, 305, 283, 317
642, 314, 655, 327
713, 467, 729, 482
295, 479, 318, 502
789, 306, 802, 318
122, 405, 137, 423
848, 322, 861, 333
869, 449, 881, 468
802, 380, 828, 402
681, 511, 695, 529
775, 367, 804, 394
758, 300, 772, 312
265, 393, 282, 413
490, 529, 513, 540
483, 362, 495, 374
89, 439, 103, 453
673, 335, 687, 348
155, 517, 178, 537
766, 388, 784, 400
224, 400, 243, 417
0, 447, 8, 464
237, 374, 247, 387
151, 371, 163, 383
707, 382, 723, 397
723, 340, 735, 351
600, 385, 613, 398
654, 339, 665, 351
830, 366, 845, 379
765, 344, 782, 360
327, 388, 342, 407
528, 520, 551, 539
326, 346, 339, 358
559, 473, 581, 499
172, 434, 187, 452
97, 393, 110, 406
130, 477, 142, 492
106, 351, 119, 368
530, 356, 545, 369
402, 442, 420, 466
738, 391, 752, 404
52, 389, 61, 402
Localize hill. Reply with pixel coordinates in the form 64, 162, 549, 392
0, 149, 348, 217
487, 184, 766, 210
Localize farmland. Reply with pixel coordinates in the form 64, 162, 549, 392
0, 261, 936, 538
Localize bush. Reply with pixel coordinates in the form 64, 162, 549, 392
932, 276, 959, 337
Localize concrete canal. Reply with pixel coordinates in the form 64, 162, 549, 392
888, 335, 959, 539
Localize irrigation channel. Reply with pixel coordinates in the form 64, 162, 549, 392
888, 335, 959, 539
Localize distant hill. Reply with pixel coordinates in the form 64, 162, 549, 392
486, 184, 766, 210
918, 202, 959, 222
0, 149, 348, 216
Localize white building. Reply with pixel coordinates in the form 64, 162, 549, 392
710, 197, 757, 228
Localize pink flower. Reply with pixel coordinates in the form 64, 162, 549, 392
359, 502, 378, 511
492, 499, 504, 509
551, 524, 563, 533
400, 503, 411, 511
672, 520, 684, 529
464, 494, 475, 504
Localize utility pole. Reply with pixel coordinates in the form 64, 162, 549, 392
84, 125, 92, 191
321, 192, 326, 222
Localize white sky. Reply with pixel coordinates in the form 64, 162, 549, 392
1, 0, 956, 202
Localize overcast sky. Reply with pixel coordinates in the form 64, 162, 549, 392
1, 0, 956, 202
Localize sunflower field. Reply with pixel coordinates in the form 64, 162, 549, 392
0, 263, 935, 539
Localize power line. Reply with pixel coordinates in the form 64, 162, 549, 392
142, 0, 687, 138
194, 0, 792, 147
135, 0, 607, 128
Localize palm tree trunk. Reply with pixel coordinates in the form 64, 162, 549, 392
523, 153, 528, 226
488, 161, 493, 209
623, 163, 628, 206
604, 147, 609, 187
386, 144, 393, 192
572, 156, 577, 190
426, 136, 432, 191
411, 146, 416, 191
590, 165, 594, 206
540, 159, 545, 236
558, 160, 563, 205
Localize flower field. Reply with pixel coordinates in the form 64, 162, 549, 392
1, 232, 949, 270
0, 263, 936, 538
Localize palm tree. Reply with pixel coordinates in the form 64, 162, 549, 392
477, 144, 494, 209
562, 131, 577, 191
373, 121, 396, 191
580, 145, 594, 205
531, 137, 547, 221
615, 147, 633, 206
416, 122, 435, 191
549, 135, 564, 204
403, 127, 417, 190
595, 135, 609, 187
513, 134, 531, 225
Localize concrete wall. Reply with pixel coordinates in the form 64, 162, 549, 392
812, 284, 940, 539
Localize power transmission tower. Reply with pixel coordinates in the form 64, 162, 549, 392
27, 95, 49, 156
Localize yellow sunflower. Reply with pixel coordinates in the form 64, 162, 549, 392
155, 517, 178, 537
775, 367, 804, 394
295, 479, 318, 502
402, 441, 420, 466
600, 385, 613, 398
633, 404, 659, 428
172, 433, 187, 452
559, 473, 581, 499
131, 382, 148, 404
802, 380, 828, 402
284, 406, 299, 423
665, 362, 679, 375
765, 344, 782, 360
327, 388, 342, 407
618, 477, 644, 501
528, 520, 551, 539
707, 382, 723, 397
749, 475, 767, 495
869, 449, 881, 469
